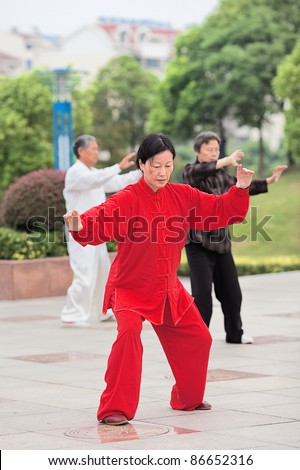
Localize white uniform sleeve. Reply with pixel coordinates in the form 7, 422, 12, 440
65, 164, 121, 191
103, 169, 142, 193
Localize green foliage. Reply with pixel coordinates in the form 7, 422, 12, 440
149, 1, 288, 135
89, 56, 159, 162
226, 138, 288, 175
0, 169, 66, 232
0, 73, 53, 191
148, 0, 299, 174
179, 165, 300, 275
169, 141, 194, 183
0, 227, 67, 260
261, 0, 300, 48
233, 256, 300, 275
106, 240, 117, 252
1, 168, 299, 276
231, 167, 300, 257
273, 39, 300, 163
43, 230, 68, 257
72, 87, 94, 139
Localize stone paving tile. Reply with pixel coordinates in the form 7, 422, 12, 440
0, 315, 57, 322
9, 352, 102, 363
252, 335, 300, 344
0, 271, 299, 451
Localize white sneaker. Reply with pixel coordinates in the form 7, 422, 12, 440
61, 321, 90, 328
241, 334, 253, 344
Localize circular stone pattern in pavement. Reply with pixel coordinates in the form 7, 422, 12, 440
65, 422, 171, 443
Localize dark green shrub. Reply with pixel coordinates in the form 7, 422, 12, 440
0, 169, 66, 232
234, 256, 300, 275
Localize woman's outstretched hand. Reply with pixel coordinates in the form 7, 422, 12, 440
266, 165, 288, 184
63, 210, 83, 232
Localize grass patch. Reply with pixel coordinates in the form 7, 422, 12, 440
179, 251, 300, 276
179, 167, 300, 275
231, 166, 300, 257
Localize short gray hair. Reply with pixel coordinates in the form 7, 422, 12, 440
73, 135, 97, 158
193, 131, 221, 152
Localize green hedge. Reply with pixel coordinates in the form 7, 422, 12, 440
178, 255, 300, 276
1, 228, 299, 276
0, 227, 115, 260
0, 228, 67, 260
232, 256, 300, 275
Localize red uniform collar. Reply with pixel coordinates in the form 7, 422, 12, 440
138, 176, 168, 197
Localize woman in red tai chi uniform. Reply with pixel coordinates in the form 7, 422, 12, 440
63, 133, 254, 426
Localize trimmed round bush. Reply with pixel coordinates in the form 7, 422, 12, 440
0, 169, 66, 232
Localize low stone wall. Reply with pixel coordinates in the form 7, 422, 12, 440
0, 257, 73, 300
0, 252, 117, 301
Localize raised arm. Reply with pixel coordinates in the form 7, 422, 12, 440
216, 149, 244, 169
65, 152, 137, 192
104, 169, 142, 193
188, 165, 254, 231
64, 188, 132, 247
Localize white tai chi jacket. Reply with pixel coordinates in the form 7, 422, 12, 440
61, 159, 141, 323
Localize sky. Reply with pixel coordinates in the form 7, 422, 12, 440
1, 0, 220, 36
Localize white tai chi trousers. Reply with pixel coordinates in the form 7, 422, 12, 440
61, 236, 111, 323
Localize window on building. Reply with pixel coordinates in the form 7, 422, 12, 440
119, 30, 128, 43
145, 58, 160, 68
139, 32, 147, 42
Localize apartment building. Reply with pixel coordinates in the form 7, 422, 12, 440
0, 18, 182, 83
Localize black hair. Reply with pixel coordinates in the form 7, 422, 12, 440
136, 133, 176, 169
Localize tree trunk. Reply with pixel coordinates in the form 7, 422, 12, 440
257, 127, 265, 178
287, 150, 295, 167
218, 122, 227, 158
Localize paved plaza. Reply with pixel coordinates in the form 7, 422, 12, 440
0, 271, 300, 451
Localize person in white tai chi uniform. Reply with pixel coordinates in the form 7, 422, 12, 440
61, 134, 141, 327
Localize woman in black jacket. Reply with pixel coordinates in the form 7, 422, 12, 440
182, 130, 287, 344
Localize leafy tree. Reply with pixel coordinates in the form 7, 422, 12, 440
0, 73, 53, 191
266, 0, 300, 47
89, 56, 159, 163
273, 40, 300, 164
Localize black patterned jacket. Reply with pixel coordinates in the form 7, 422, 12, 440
182, 161, 268, 253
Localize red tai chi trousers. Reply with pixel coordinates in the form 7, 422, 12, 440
97, 300, 212, 421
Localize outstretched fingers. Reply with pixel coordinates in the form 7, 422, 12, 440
236, 164, 255, 189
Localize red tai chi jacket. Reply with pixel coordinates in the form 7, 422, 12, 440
71, 177, 249, 325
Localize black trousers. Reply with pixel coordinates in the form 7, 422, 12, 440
185, 242, 243, 343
